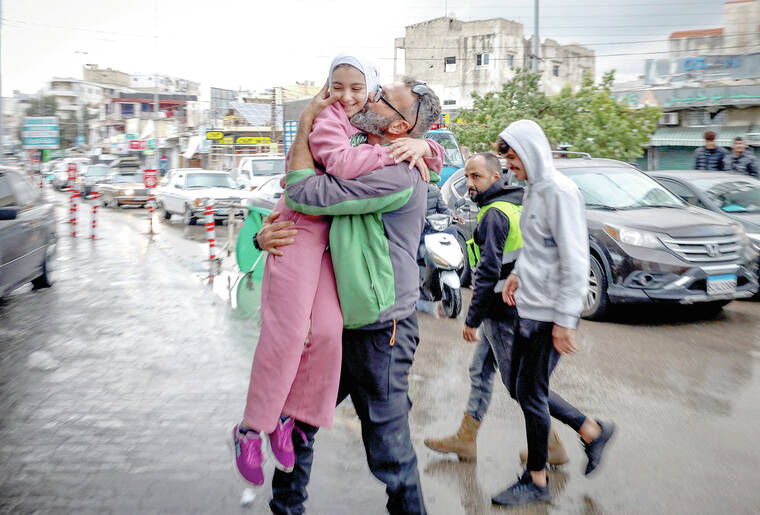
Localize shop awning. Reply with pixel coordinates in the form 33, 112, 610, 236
183, 135, 201, 159
648, 125, 750, 147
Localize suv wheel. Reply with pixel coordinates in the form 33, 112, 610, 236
582, 255, 610, 320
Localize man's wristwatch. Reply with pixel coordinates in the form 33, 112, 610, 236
252, 232, 262, 251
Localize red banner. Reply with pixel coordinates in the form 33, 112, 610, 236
129, 140, 147, 150
67, 163, 77, 181
143, 169, 158, 188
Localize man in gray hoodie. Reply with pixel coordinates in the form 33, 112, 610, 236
498, 120, 615, 506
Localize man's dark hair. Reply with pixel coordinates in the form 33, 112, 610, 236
497, 137, 510, 155
472, 152, 502, 176
734, 136, 744, 143
402, 77, 441, 138
704, 130, 716, 141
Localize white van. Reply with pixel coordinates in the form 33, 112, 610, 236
236, 155, 286, 190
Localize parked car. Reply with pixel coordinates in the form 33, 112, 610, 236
155, 169, 246, 225
236, 156, 286, 190
442, 153, 759, 319
51, 157, 91, 190
649, 169, 760, 282
98, 169, 150, 208
244, 174, 283, 212
77, 164, 112, 197
424, 129, 465, 184
0, 167, 57, 298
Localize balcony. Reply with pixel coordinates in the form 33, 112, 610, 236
48, 88, 79, 98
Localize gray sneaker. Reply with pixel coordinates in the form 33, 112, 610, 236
584, 420, 616, 476
491, 470, 551, 506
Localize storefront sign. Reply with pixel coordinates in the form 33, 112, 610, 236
206, 130, 224, 140
235, 136, 271, 145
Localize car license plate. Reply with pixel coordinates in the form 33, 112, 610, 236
706, 274, 737, 295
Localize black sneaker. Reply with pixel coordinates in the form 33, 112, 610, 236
583, 419, 616, 476
491, 470, 551, 506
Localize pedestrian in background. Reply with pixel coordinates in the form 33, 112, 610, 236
498, 120, 616, 507
723, 137, 758, 177
694, 130, 728, 170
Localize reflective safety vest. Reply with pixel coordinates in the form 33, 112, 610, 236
466, 201, 523, 289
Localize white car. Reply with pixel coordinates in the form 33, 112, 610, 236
155, 169, 246, 225
236, 155, 286, 190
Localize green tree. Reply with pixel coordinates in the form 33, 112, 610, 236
451, 68, 661, 162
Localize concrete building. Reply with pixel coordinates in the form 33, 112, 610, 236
393, 17, 594, 111
613, 0, 760, 170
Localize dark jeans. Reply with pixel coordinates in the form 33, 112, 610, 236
510, 318, 587, 472
270, 314, 426, 515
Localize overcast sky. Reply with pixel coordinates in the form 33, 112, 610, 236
2, 0, 730, 99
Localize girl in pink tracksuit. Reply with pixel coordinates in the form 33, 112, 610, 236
232, 54, 445, 485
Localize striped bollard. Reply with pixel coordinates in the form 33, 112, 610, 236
70, 187, 80, 237
205, 204, 216, 261
90, 192, 99, 240
148, 193, 155, 234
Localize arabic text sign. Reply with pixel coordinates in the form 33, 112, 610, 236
23, 117, 60, 149
143, 169, 158, 188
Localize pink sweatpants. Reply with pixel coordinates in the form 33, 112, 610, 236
243, 198, 343, 433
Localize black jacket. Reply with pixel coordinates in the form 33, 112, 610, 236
465, 178, 525, 328
724, 150, 758, 177
694, 146, 728, 171
426, 183, 449, 216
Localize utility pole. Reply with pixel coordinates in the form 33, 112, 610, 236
532, 0, 540, 73
270, 86, 277, 149
1, 0, 5, 165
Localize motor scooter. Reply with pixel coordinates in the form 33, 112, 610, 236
419, 213, 464, 318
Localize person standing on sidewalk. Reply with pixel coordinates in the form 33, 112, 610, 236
423, 153, 567, 466
723, 137, 758, 177
694, 130, 728, 171
498, 120, 616, 507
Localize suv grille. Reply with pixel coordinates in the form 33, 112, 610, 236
660, 235, 742, 263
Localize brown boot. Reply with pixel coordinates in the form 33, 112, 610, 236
519, 427, 569, 466
424, 413, 480, 461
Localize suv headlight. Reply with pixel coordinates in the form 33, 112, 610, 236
194, 197, 210, 207
746, 232, 760, 252
604, 225, 664, 249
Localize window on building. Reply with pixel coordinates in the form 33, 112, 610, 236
121, 103, 134, 118
476, 53, 490, 66
141, 103, 153, 112
445, 56, 456, 73
443, 100, 456, 106
506, 54, 515, 68
552, 64, 560, 77
686, 108, 727, 127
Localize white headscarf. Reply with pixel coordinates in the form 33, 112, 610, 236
328, 54, 380, 104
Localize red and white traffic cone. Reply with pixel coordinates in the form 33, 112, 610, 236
205, 204, 216, 261
70, 188, 80, 237
90, 192, 99, 240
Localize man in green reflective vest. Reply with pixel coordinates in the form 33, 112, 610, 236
424, 152, 569, 463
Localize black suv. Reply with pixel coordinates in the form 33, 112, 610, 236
442, 153, 758, 319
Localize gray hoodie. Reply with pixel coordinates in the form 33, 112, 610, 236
499, 120, 589, 329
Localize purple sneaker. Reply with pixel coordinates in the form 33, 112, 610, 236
269, 417, 296, 472
231, 425, 266, 485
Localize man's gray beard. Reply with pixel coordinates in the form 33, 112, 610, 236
350, 109, 396, 136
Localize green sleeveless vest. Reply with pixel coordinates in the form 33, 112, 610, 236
466, 201, 523, 268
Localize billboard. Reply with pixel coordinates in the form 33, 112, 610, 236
23, 117, 60, 149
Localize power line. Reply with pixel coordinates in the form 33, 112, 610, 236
372, 42, 760, 61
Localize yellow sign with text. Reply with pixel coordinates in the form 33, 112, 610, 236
236, 136, 271, 145
219, 136, 234, 145
206, 131, 224, 140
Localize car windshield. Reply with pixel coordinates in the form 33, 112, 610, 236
85, 165, 110, 177
185, 173, 236, 189
114, 173, 143, 184
692, 177, 760, 213
425, 132, 465, 168
562, 167, 684, 209
251, 159, 286, 176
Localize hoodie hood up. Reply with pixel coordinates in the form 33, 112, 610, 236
328, 54, 380, 104
499, 119, 557, 185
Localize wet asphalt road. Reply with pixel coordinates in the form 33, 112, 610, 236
1, 188, 759, 514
